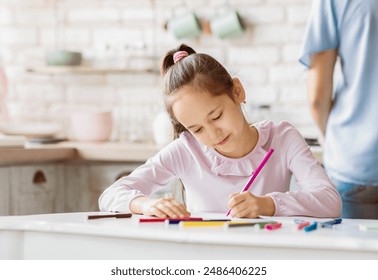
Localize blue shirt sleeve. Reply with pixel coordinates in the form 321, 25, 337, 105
299, 0, 339, 68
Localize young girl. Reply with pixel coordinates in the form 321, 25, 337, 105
99, 44, 342, 218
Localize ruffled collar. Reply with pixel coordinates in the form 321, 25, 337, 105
203, 121, 273, 176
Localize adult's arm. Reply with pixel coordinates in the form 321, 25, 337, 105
307, 49, 337, 136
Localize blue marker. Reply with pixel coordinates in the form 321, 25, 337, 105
320, 218, 342, 228
304, 222, 318, 232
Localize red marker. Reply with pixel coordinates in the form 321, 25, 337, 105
265, 223, 282, 230
139, 218, 166, 223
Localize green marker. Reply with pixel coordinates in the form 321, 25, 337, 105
359, 224, 378, 231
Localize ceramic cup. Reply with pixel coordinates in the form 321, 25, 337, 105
46, 50, 82, 66
69, 111, 113, 142
168, 12, 201, 39
210, 10, 244, 39
152, 111, 173, 146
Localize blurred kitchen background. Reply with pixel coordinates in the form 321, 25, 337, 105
0, 0, 322, 215
0, 0, 316, 144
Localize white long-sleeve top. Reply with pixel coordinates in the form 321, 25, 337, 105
99, 121, 342, 218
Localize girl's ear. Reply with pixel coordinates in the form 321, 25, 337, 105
232, 78, 246, 103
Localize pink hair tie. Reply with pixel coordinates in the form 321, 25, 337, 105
173, 51, 188, 63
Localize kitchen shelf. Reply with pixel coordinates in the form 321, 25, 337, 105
25, 65, 159, 75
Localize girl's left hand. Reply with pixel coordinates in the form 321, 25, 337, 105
227, 192, 275, 218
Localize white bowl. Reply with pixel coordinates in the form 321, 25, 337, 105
0, 122, 62, 139
68, 111, 113, 142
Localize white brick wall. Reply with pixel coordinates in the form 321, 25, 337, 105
0, 27, 38, 45
228, 47, 280, 65
243, 6, 285, 24
287, 5, 312, 24
0, 0, 317, 141
14, 8, 55, 25
0, 6, 13, 25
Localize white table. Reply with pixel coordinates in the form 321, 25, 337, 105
0, 212, 377, 260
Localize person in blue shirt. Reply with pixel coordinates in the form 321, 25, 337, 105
299, 0, 378, 219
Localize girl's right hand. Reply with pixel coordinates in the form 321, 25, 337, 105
130, 196, 191, 218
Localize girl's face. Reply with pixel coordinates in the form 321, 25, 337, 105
171, 78, 255, 158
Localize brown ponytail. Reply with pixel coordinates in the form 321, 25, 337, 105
161, 44, 234, 139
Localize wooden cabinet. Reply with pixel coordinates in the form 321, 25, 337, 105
65, 162, 142, 212
87, 163, 141, 211
0, 167, 10, 216
3, 161, 145, 215
3, 162, 123, 215
64, 162, 186, 212
64, 163, 90, 213
9, 164, 65, 215
3, 161, 181, 215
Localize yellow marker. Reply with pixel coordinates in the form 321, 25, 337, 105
180, 221, 227, 228
179, 221, 258, 228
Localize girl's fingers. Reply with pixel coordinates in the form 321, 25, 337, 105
143, 199, 169, 217
164, 198, 189, 215
229, 192, 239, 199
228, 193, 245, 209
171, 200, 191, 217
143, 198, 190, 218
233, 206, 257, 218
149, 206, 167, 218
229, 193, 261, 218
229, 202, 248, 218
155, 202, 178, 218
154, 199, 189, 218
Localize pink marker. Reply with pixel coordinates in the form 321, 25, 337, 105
265, 223, 282, 230
226, 148, 275, 217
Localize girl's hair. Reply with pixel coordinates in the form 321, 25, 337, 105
161, 44, 234, 138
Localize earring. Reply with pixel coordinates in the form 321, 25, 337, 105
241, 100, 246, 104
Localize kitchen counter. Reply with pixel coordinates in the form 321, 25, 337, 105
43, 141, 161, 162
0, 212, 377, 259
0, 141, 323, 165
0, 145, 76, 165
0, 141, 161, 165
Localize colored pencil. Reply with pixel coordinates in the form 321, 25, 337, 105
304, 222, 318, 232
180, 220, 266, 228
87, 213, 132, 219
167, 219, 230, 225
180, 221, 228, 228
225, 222, 258, 228
297, 221, 310, 230
226, 148, 275, 216
265, 223, 282, 230
359, 224, 378, 231
225, 221, 276, 229
139, 217, 203, 223
320, 218, 342, 228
